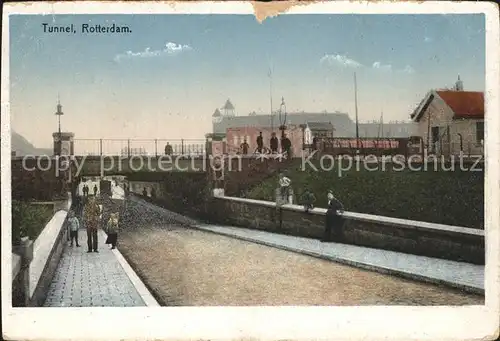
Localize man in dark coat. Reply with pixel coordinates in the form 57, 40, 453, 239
256, 132, 264, 154
281, 134, 292, 158
270, 133, 279, 154
322, 191, 345, 242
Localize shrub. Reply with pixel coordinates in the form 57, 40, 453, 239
12, 200, 54, 246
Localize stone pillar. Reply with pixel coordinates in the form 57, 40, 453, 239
12, 236, 34, 307
53, 132, 75, 156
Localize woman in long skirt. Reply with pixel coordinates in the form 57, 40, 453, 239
105, 212, 119, 249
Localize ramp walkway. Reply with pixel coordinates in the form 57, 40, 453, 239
194, 224, 484, 295
43, 185, 159, 307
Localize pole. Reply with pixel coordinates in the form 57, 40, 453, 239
380, 110, 384, 138
354, 72, 359, 150
269, 67, 274, 132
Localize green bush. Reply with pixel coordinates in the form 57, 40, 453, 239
12, 201, 54, 246
247, 160, 484, 229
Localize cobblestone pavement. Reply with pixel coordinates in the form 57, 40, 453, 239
119, 227, 483, 306
43, 229, 146, 307
194, 224, 484, 294
116, 196, 482, 306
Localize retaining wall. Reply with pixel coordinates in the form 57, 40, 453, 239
208, 196, 484, 265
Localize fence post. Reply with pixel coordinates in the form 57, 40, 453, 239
181, 139, 185, 155
155, 139, 158, 157
127, 139, 131, 157
99, 139, 103, 156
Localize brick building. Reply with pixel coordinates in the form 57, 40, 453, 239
410, 76, 484, 156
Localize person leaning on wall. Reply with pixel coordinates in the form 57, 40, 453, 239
322, 190, 345, 242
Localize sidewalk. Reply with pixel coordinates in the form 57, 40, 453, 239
44, 229, 159, 307
194, 224, 484, 295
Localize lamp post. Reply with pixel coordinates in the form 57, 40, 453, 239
278, 97, 287, 140
54, 96, 64, 156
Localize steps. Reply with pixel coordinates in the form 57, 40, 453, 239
224, 157, 293, 196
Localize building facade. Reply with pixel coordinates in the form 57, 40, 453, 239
226, 125, 305, 154
410, 80, 484, 156
211, 100, 416, 139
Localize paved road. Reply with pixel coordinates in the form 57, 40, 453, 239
117, 198, 483, 306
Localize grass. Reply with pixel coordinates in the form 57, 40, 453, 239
246, 159, 484, 229
12, 200, 54, 246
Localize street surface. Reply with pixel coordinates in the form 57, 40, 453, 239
118, 199, 483, 306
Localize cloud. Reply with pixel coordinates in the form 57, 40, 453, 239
424, 36, 432, 43
320, 54, 363, 68
114, 42, 192, 62
372, 61, 392, 71
402, 65, 415, 74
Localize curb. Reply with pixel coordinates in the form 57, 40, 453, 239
193, 225, 484, 296
98, 230, 160, 307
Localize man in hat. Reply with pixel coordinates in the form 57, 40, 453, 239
83, 196, 101, 252
323, 191, 345, 242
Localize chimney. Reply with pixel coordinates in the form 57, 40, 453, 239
455, 75, 464, 91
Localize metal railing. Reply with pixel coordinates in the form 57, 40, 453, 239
73, 139, 206, 157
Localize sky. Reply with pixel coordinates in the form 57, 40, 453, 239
10, 13, 485, 148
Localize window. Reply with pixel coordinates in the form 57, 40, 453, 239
476, 121, 484, 144
431, 126, 440, 143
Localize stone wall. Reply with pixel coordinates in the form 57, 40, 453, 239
11, 158, 70, 201
208, 196, 485, 265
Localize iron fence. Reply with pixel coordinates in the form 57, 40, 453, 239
73, 139, 206, 157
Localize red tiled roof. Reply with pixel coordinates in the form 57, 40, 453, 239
436, 91, 484, 118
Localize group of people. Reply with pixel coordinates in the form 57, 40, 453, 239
81, 183, 98, 197
67, 194, 122, 253
142, 186, 156, 198
239, 132, 292, 157
278, 172, 345, 243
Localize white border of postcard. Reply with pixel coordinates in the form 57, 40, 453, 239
2, 1, 499, 340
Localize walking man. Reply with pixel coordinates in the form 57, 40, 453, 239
93, 184, 98, 197
323, 191, 345, 242
68, 211, 80, 247
84, 197, 100, 252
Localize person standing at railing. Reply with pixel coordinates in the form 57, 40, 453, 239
93, 185, 98, 197
270, 132, 279, 154
281, 134, 292, 158
165, 142, 173, 156
240, 139, 249, 155
256, 132, 264, 154
322, 191, 345, 242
